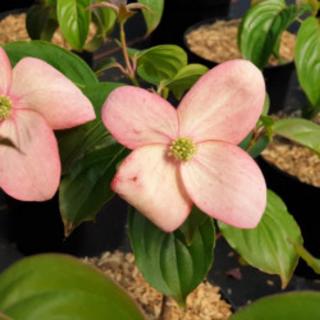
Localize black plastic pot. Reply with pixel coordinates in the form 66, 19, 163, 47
210, 237, 320, 309
150, 0, 231, 47
184, 18, 294, 114
257, 156, 320, 278
0, 1, 34, 12
263, 63, 294, 113
4, 194, 128, 257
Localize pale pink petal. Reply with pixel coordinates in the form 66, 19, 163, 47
102, 86, 178, 150
0, 110, 61, 201
0, 48, 12, 95
180, 141, 266, 228
10, 57, 95, 129
178, 60, 265, 144
112, 145, 191, 232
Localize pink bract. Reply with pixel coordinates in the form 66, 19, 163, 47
0, 48, 95, 201
102, 59, 267, 232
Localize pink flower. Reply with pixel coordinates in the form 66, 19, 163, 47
102, 60, 267, 232
0, 48, 95, 201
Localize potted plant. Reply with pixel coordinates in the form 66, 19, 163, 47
1, 0, 167, 257
0, 0, 164, 66
184, 0, 313, 112
258, 9, 320, 276
182, 3, 320, 267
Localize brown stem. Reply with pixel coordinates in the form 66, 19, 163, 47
95, 61, 127, 77
157, 83, 164, 95
126, 3, 149, 11
119, 22, 139, 85
119, 22, 133, 74
159, 295, 168, 320
87, 2, 119, 14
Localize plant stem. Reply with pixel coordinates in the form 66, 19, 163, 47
159, 295, 168, 320
291, 241, 320, 274
119, 21, 132, 73
119, 21, 138, 85
246, 126, 265, 153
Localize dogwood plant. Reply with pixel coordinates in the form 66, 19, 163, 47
102, 59, 267, 231
0, 47, 95, 201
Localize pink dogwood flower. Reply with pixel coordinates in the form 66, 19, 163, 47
102, 60, 267, 232
0, 48, 95, 201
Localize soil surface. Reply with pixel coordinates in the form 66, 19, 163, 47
85, 251, 232, 320
262, 138, 320, 187
0, 13, 96, 48
185, 19, 295, 66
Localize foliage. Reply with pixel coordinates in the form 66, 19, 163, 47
129, 208, 215, 305
231, 291, 320, 319
220, 190, 302, 288
239, 0, 312, 68
26, 0, 165, 51
295, 16, 320, 117
0, 254, 145, 320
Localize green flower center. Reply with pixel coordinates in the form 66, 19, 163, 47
0, 96, 12, 120
169, 137, 197, 161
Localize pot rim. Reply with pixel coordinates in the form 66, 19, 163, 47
183, 17, 295, 70
258, 153, 319, 191
0, 8, 27, 21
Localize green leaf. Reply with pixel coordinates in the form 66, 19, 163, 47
57, 0, 92, 50
247, 135, 270, 158
44, 0, 57, 6
58, 82, 123, 174
231, 291, 320, 320
163, 64, 208, 100
138, 0, 164, 35
219, 190, 303, 288
3, 41, 98, 87
59, 144, 127, 236
273, 118, 320, 155
26, 4, 58, 41
128, 209, 215, 305
137, 45, 188, 85
179, 207, 209, 245
0, 254, 145, 320
240, 132, 253, 151
239, 0, 308, 68
262, 94, 270, 116
95, 57, 118, 75
58, 82, 126, 234
295, 17, 320, 111
92, 1, 117, 39
298, 0, 319, 16
240, 113, 273, 158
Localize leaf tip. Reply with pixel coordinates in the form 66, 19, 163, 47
63, 220, 76, 238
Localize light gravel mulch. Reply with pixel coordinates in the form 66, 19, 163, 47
0, 13, 96, 48
85, 251, 232, 320
185, 19, 295, 66
262, 139, 320, 187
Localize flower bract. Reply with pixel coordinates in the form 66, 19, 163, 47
0, 48, 95, 201
102, 60, 267, 231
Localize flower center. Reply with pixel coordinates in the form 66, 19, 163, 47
0, 96, 12, 120
169, 137, 197, 161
